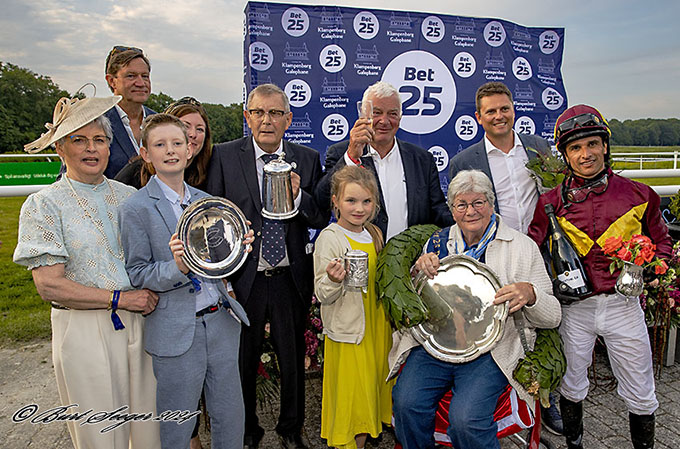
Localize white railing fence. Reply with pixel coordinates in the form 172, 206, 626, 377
610, 151, 680, 170
2, 152, 680, 197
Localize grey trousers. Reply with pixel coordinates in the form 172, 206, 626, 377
152, 306, 244, 449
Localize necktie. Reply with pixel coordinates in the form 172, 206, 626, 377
261, 153, 286, 266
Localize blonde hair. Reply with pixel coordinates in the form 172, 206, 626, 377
330, 165, 383, 253
139, 114, 188, 184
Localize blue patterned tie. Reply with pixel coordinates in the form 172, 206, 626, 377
261, 153, 286, 266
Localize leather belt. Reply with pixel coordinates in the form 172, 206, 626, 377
261, 266, 290, 277
51, 302, 70, 310
196, 301, 221, 317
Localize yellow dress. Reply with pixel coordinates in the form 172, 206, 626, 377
320, 235, 395, 449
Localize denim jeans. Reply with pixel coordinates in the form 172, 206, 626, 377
392, 346, 508, 449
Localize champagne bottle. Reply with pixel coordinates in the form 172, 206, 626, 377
545, 204, 592, 301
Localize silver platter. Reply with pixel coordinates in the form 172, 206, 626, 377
176, 197, 251, 279
411, 254, 507, 363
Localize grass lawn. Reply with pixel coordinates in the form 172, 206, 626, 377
611, 146, 680, 188
0, 196, 51, 347
612, 145, 680, 153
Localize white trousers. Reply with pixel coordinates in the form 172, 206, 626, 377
558, 292, 658, 415
51, 308, 160, 449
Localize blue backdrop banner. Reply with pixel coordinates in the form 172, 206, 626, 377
244, 2, 566, 188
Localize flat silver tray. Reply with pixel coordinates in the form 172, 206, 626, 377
411, 254, 507, 363
176, 197, 251, 279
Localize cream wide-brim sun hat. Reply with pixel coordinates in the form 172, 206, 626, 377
23, 94, 122, 153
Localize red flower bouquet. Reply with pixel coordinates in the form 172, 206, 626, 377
603, 234, 668, 275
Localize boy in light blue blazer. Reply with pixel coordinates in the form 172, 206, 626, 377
119, 114, 252, 449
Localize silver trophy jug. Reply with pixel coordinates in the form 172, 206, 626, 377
262, 152, 298, 220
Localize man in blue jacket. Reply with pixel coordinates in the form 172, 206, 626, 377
449, 82, 551, 234
103, 45, 156, 179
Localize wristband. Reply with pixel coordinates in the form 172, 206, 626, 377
110, 290, 125, 331
107, 291, 114, 310
347, 153, 361, 165
187, 273, 202, 292
345, 150, 365, 168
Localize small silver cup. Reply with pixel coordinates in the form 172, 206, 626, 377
344, 250, 369, 289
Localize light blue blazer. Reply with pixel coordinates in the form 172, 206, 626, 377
119, 177, 249, 357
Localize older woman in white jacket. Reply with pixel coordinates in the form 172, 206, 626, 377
391, 170, 561, 449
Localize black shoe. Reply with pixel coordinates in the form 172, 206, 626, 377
244, 428, 265, 449
542, 392, 564, 436
278, 432, 308, 449
629, 412, 655, 449
366, 432, 383, 447
560, 396, 584, 449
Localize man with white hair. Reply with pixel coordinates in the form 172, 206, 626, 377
316, 81, 453, 241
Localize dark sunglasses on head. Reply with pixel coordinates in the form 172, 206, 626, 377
106, 45, 144, 71
555, 113, 604, 141
169, 97, 202, 108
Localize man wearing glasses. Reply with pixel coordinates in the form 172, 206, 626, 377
528, 104, 671, 449
206, 84, 328, 449
104, 46, 155, 179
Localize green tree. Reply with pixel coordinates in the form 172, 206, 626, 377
0, 62, 71, 153
142, 94, 244, 144
204, 102, 244, 144
609, 118, 631, 145
658, 120, 680, 146
145, 92, 175, 113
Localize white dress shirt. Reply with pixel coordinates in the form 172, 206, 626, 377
485, 132, 538, 234
344, 139, 408, 240
252, 138, 302, 269
114, 104, 148, 154
154, 175, 224, 312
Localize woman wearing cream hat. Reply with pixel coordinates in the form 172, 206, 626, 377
14, 92, 161, 449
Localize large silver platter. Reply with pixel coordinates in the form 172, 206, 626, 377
411, 254, 507, 363
176, 197, 251, 279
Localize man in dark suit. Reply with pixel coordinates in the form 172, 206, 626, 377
103, 46, 156, 179
449, 81, 562, 434
449, 82, 551, 234
317, 81, 453, 241
206, 84, 328, 449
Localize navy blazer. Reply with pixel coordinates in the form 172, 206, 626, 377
119, 177, 249, 357
448, 133, 551, 211
205, 137, 329, 306
104, 106, 156, 179
316, 139, 454, 238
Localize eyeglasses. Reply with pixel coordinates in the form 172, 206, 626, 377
563, 174, 608, 204
67, 135, 110, 150
453, 199, 488, 213
247, 109, 288, 120
555, 113, 606, 141
106, 45, 144, 72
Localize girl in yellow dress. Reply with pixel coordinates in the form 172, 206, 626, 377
314, 165, 394, 449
